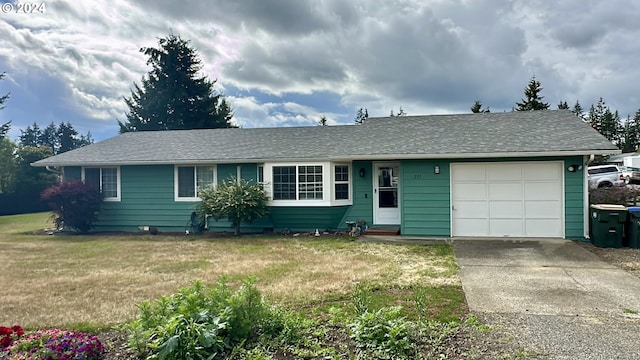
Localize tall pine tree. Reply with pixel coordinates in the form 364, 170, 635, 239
471, 100, 490, 113
515, 76, 550, 111
572, 100, 585, 120
588, 98, 622, 147
354, 107, 368, 124
620, 112, 640, 152
119, 34, 234, 132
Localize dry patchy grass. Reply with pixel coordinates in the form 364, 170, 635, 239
0, 213, 460, 328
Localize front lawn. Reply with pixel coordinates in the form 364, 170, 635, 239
0, 213, 463, 329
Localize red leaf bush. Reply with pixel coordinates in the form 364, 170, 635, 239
41, 180, 103, 233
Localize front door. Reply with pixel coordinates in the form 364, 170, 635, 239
374, 162, 400, 225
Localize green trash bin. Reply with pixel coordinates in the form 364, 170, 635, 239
626, 206, 640, 249
590, 204, 627, 248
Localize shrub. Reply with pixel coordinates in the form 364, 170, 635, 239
589, 186, 638, 206
41, 180, 103, 233
348, 306, 416, 359
125, 277, 269, 360
4, 329, 103, 359
197, 177, 269, 235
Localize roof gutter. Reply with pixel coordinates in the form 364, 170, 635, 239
45, 166, 62, 174
31, 149, 621, 167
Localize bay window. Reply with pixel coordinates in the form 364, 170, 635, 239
267, 162, 350, 205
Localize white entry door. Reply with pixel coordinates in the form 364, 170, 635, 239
451, 162, 564, 237
374, 163, 400, 225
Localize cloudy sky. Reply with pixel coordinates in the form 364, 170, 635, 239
1, 0, 639, 142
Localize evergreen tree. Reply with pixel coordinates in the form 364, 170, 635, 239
355, 107, 368, 124
119, 33, 234, 132
57, 122, 80, 153
620, 113, 640, 152
39, 122, 58, 153
0, 72, 8, 112
18, 122, 91, 154
13, 145, 58, 194
471, 100, 490, 113
19, 122, 42, 147
515, 76, 550, 111
557, 101, 569, 109
587, 98, 607, 133
0, 137, 16, 194
389, 107, 407, 117
572, 100, 585, 120
588, 98, 622, 147
0, 121, 9, 139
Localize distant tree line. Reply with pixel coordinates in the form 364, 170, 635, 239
472, 76, 640, 152
0, 74, 92, 215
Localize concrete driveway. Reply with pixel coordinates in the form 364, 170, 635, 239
454, 239, 640, 359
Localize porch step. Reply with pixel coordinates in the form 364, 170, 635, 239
365, 227, 400, 236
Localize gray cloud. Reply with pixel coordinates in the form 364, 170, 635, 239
1, 0, 640, 140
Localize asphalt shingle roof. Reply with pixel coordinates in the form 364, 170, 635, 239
32, 110, 620, 167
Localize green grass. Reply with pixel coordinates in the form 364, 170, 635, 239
0, 212, 465, 329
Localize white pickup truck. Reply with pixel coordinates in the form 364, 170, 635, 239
587, 165, 626, 189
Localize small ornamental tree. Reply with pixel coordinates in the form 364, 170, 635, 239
41, 180, 103, 233
197, 177, 269, 235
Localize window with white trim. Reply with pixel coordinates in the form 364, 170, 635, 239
265, 162, 352, 206
257, 165, 264, 183
83, 167, 120, 201
273, 166, 297, 200
334, 165, 350, 200
175, 165, 215, 200
298, 165, 323, 200
272, 165, 323, 200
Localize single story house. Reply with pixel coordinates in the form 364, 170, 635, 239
33, 110, 619, 239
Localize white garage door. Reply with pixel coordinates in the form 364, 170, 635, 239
451, 162, 564, 237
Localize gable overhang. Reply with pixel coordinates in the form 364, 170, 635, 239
31, 149, 620, 168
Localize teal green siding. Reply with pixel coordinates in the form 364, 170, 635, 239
339, 161, 374, 228
563, 156, 585, 240
59, 156, 586, 238
400, 160, 451, 236
397, 157, 586, 238
97, 165, 195, 232
270, 206, 350, 232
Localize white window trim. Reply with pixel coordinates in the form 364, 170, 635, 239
174, 165, 217, 202
332, 163, 352, 205
263, 162, 352, 207
81, 166, 121, 202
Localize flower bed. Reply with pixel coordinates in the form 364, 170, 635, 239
0, 326, 103, 360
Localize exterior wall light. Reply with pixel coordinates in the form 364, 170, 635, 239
567, 164, 583, 172
359, 168, 366, 178
434, 165, 440, 174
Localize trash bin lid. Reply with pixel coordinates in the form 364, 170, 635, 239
628, 206, 640, 213
590, 204, 627, 210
